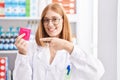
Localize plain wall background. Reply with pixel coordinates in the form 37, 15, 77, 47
98, 0, 117, 80
117, 0, 120, 80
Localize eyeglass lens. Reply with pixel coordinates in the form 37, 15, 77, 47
43, 17, 61, 25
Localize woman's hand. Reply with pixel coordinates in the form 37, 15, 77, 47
14, 33, 28, 55
40, 37, 74, 54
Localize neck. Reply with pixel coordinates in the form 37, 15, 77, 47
49, 47, 56, 64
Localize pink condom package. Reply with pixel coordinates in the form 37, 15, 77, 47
19, 27, 31, 40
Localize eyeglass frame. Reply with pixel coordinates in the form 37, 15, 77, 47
42, 17, 62, 26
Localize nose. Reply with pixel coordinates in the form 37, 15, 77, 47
48, 20, 54, 26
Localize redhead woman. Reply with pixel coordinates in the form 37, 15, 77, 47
13, 3, 104, 80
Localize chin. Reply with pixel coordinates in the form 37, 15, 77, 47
47, 32, 60, 37
49, 34, 59, 37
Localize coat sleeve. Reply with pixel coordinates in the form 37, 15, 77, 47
13, 42, 35, 80
13, 54, 32, 80
69, 45, 105, 80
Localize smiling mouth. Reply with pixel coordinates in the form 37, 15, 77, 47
48, 28, 57, 32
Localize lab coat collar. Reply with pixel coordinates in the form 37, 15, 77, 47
36, 47, 69, 68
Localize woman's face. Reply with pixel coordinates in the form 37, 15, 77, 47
43, 10, 63, 37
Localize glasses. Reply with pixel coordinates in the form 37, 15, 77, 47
43, 17, 62, 25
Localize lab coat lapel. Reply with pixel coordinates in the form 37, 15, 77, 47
37, 47, 50, 65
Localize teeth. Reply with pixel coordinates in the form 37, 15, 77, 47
49, 28, 55, 32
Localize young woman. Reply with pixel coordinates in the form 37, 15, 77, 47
13, 3, 104, 80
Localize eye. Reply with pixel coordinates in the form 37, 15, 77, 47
43, 18, 49, 22
52, 18, 57, 21
52, 18, 59, 21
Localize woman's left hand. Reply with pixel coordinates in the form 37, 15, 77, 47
40, 37, 74, 53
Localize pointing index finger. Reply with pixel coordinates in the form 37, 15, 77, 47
17, 33, 26, 40
40, 38, 52, 43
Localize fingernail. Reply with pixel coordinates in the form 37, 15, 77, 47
23, 33, 26, 35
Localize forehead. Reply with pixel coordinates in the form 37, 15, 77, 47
45, 10, 61, 18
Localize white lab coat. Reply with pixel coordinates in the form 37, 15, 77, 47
13, 41, 104, 80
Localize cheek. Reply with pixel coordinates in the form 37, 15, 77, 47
58, 25, 63, 32
57, 23, 63, 32
44, 26, 48, 31
59, 20, 63, 30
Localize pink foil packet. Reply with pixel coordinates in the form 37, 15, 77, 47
19, 27, 31, 40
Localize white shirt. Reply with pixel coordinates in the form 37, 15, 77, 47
13, 41, 104, 80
